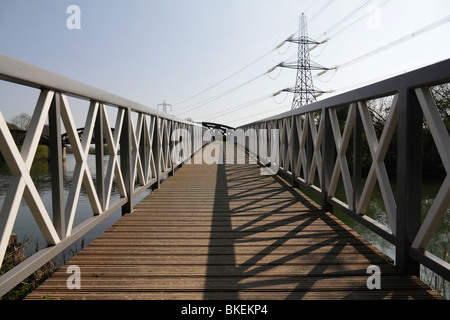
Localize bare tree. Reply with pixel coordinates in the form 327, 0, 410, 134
431, 83, 450, 127
10, 112, 32, 130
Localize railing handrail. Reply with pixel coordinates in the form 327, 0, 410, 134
0, 52, 197, 126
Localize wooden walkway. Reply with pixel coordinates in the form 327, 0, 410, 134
26, 144, 441, 300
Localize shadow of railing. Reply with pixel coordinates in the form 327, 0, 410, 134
204, 143, 438, 299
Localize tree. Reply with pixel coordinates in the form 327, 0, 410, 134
431, 83, 450, 130
10, 113, 32, 130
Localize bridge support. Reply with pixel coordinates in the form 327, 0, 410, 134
49, 92, 66, 238
152, 116, 161, 190
321, 108, 335, 213
95, 104, 106, 211
396, 87, 423, 277
120, 107, 134, 215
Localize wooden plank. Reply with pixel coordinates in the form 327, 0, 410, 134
46, 263, 405, 278
27, 276, 433, 292
25, 290, 440, 300
25, 144, 442, 300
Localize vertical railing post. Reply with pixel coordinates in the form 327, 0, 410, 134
321, 108, 334, 213
120, 107, 134, 215
291, 115, 300, 188
153, 116, 161, 189
353, 104, 363, 212
49, 92, 66, 238
396, 87, 423, 277
189, 124, 194, 159
306, 114, 314, 182
169, 120, 175, 176
257, 124, 261, 161
193, 125, 201, 164
190, 124, 194, 158
95, 103, 105, 211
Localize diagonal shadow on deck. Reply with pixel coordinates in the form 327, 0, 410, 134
24, 143, 441, 300
203, 143, 439, 299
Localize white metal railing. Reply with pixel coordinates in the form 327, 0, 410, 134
237, 58, 450, 283
0, 53, 205, 296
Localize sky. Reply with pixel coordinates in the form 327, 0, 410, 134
0, 0, 450, 128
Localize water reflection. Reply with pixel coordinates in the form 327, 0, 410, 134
331, 181, 449, 299
0, 153, 126, 257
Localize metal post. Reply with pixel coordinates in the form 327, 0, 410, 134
353, 104, 363, 212
152, 116, 161, 189
120, 107, 134, 215
95, 103, 105, 211
49, 92, 66, 238
169, 120, 175, 176
190, 125, 195, 159
321, 108, 334, 213
396, 87, 423, 277
255, 124, 260, 161
291, 116, 300, 188
306, 116, 314, 181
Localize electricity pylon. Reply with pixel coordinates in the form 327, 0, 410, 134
157, 100, 172, 113
279, 13, 329, 109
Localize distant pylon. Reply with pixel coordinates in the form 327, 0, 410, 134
279, 13, 329, 109
157, 100, 172, 113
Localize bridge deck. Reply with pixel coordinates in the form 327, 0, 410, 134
26, 144, 440, 300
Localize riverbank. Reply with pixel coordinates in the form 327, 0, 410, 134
0, 234, 55, 300
0, 144, 49, 163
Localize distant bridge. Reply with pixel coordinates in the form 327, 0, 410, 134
61, 127, 114, 147
202, 121, 235, 141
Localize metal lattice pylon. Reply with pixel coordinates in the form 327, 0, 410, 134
280, 13, 329, 109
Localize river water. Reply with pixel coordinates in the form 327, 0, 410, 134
325, 180, 449, 299
0, 154, 150, 260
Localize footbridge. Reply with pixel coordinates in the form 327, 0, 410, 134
0, 53, 448, 299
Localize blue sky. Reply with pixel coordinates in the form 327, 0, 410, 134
1, 0, 450, 128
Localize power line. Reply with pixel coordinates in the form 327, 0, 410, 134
317, 0, 374, 39
309, 0, 337, 24
175, 72, 267, 116
170, 2, 324, 109
173, 2, 448, 126
226, 103, 291, 125
316, 0, 392, 41
201, 94, 271, 121
174, 50, 272, 109
173, 1, 387, 117
278, 0, 380, 62
326, 14, 450, 72
171, 21, 297, 108
182, 1, 339, 118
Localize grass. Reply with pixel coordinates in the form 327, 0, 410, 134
0, 236, 55, 300
1, 235, 87, 300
